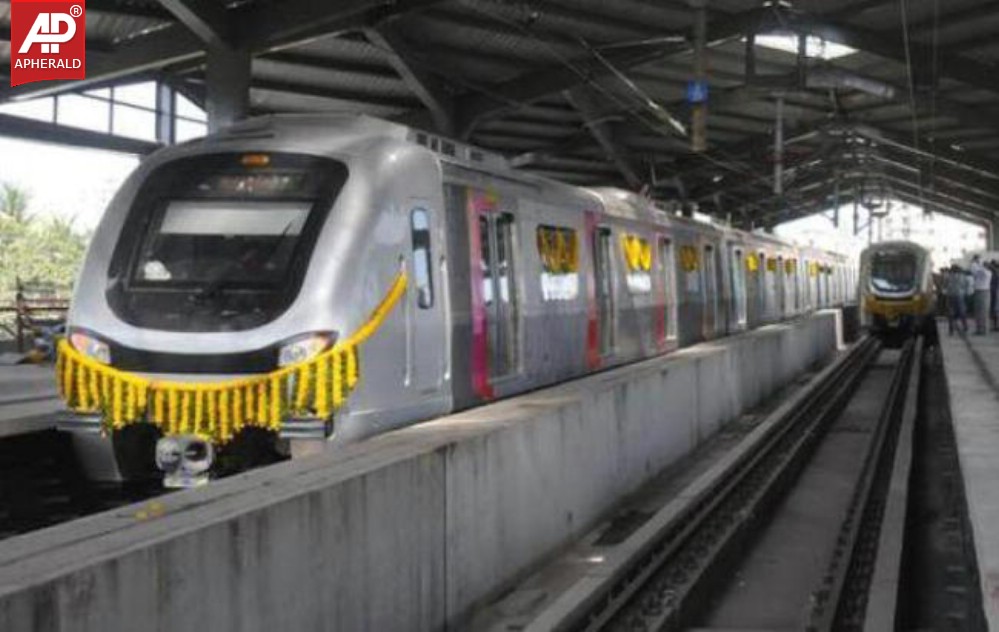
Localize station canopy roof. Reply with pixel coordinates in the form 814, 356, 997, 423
3, 0, 999, 229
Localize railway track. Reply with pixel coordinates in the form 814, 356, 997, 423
528, 335, 924, 632
0, 429, 164, 541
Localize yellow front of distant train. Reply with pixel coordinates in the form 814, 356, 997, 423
859, 241, 936, 343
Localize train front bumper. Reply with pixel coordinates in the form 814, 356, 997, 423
863, 294, 929, 323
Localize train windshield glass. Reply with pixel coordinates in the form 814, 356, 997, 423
135, 200, 310, 286
107, 153, 348, 332
869, 250, 917, 293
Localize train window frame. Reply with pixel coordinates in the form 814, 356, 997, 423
410, 207, 434, 309
703, 243, 718, 331
659, 237, 678, 341
536, 224, 579, 302
621, 233, 653, 295
479, 211, 521, 379
593, 226, 617, 356
729, 244, 748, 327
106, 152, 348, 333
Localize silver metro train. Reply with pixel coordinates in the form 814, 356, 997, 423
57, 115, 857, 486
859, 240, 936, 343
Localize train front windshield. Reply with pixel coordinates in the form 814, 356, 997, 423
869, 250, 918, 294
107, 153, 348, 332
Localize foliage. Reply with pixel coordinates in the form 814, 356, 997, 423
0, 182, 89, 303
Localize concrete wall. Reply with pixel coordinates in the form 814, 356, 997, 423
0, 312, 838, 632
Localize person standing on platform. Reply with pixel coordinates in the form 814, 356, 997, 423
990, 260, 999, 331
946, 265, 968, 336
970, 255, 992, 335
964, 267, 975, 319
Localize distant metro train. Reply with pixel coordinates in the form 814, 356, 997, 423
859, 240, 936, 343
57, 115, 858, 486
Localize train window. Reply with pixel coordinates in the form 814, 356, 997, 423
479, 212, 520, 378
594, 227, 616, 355
536, 225, 579, 301
659, 238, 678, 340
108, 152, 348, 333
869, 249, 918, 293
729, 245, 747, 327
622, 233, 652, 294
411, 208, 434, 309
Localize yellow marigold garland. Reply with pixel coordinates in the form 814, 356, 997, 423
56, 270, 408, 445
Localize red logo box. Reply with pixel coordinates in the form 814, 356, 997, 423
10, 0, 86, 87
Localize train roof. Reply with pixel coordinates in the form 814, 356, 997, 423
213, 114, 849, 262
859, 240, 932, 256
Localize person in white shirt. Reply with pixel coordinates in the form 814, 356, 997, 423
970, 255, 993, 335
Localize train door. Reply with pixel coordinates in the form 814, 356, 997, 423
760, 251, 770, 320
728, 243, 747, 330
659, 237, 678, 344
407, 204, 446, 392
703, 243, 719, 336
479, 212, 520, 379
593, 226, 616, 356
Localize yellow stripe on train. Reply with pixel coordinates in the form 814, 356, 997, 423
863, 293, 929, 319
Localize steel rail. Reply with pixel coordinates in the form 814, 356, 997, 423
808, 337, 922, 631
527, 335, 882, 632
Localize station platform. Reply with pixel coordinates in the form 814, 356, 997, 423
939, 327, 999, 629
0, 312, 839, 631
0, 365, 58, 437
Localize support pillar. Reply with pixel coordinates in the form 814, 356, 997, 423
689, 0, 708, 153
774, 93, 784, 196
206, 45, 251, 133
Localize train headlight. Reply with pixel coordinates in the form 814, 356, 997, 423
278, 332, 335, 367
68, 329, 111, 365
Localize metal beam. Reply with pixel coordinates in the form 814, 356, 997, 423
205, 46, 251, 132
157, 0, 232, 47
234, 0, 443, 51
824, 0, 897, 20
86, 0, 174, 20
564, 87, 643, 189
0, 112, 161, 154
1, 25, 204, 101
908, 2, 999, 35
454, 7, 762, 138
799, 16, 999, 95
1, 0, 449, 103
250, 79, 421, 110
454, 40, 688, 139
364, 25, 454, 134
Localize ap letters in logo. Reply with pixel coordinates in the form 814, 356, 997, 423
10, 0, 86, 87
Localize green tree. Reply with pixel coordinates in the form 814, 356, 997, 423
0, 183, 31, 224
0, 182, 89, 304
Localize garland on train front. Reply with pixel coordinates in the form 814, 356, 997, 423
55, 270, 409, 444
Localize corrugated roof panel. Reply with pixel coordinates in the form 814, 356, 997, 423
252, 58, 412, 99
250, 88, 406, 118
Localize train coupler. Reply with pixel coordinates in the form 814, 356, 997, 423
155, 435, 214, 488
